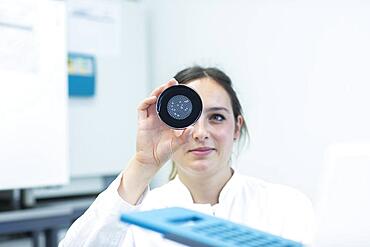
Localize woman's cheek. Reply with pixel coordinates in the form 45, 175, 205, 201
213, 125, 232, 139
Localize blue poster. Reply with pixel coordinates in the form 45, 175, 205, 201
68, 53, 96, 97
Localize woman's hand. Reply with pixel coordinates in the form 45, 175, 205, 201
135, 79, 193, 170
118, 79, 193, 205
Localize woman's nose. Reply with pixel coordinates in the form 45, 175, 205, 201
192, 118, 209, 142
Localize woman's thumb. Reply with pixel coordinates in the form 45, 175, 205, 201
180, 126, 194, 143
171, 126, 194, 151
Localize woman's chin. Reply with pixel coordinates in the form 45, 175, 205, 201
187, 161, 214, 173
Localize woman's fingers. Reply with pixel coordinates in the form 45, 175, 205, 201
149, 78, 178, 97
171, 126, 194, 153
138, 79, 178, 120
173, 129, 183, 138
179, 126, 194, 144
137, 96, 157, 120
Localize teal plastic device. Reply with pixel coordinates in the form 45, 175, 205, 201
120, 207, 303, 247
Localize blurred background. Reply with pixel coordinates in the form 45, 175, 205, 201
1, 0, 369, 246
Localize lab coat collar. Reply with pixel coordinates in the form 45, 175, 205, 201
170, 169, 241, 206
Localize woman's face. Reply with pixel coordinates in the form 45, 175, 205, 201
172, 77, 243, 176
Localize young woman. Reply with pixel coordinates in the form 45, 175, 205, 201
60, 66, 315, 246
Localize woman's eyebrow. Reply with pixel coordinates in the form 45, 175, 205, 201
204, 107, 231, 113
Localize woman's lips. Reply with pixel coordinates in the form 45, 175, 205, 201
188, 147, 215, 156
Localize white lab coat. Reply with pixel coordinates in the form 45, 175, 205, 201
59, 171, 315, 247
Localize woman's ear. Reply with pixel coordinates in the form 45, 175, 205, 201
233, 115, 244, 141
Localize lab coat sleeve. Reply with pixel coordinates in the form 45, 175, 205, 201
59, 172, 149, 247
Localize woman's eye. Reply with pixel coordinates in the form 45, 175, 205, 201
210, 114, 225, 122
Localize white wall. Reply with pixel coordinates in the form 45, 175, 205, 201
68, 1, 148, 177
144, 0, 370, 203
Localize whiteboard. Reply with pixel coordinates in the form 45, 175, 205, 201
0, 0, 68, 190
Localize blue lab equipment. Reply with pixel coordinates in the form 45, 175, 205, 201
120, 207, 303, 247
